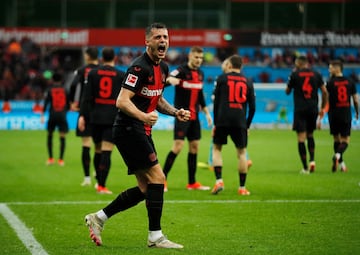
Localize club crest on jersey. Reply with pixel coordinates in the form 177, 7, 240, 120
125, 74, 138, 87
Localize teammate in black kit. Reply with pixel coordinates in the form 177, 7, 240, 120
211, 55, 255, 195
84, 23, 189, 249
286, 56, 328, 174
78, 47, 125, 194
162, 46, 212, 191
41, 72, 69, 166
69, 47, 99, 186
326, 60, 359, 172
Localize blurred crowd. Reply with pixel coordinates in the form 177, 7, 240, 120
1, 37, 359, 102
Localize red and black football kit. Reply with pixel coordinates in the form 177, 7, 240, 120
287, 67, 324, 133
43, 83, 69, 133
213, 71, 255, 148
80, 65, 125, 143
113, 52, 169, 174
43, 83, 69, 161
80, 64, 125, 188
326, 76, 357, 136
70, 63, 98, 137
171, 63, 206, 140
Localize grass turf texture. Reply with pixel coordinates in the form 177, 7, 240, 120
0, 129, 359, 255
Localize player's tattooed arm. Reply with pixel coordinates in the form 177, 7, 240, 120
157, 96, 190, 121
156, 96, 178, 116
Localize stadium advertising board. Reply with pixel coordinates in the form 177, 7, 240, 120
0, 28, 228, 47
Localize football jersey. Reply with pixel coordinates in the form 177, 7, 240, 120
170, 63, 206, 121
114, 52, 169, 136
80, 65, 125, 125
213, 72, 256, 129
43, 84, 69, 117
326, 76, 357, 122
69, 63, 98, 105
287, 68, 324, 112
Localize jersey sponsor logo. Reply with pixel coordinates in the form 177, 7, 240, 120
125, 74, 138, 87
140, 87, 163, 97
182, 81, 203, 89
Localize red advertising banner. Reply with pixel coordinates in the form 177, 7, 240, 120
0, 27, 228, 47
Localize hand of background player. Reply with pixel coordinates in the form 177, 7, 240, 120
78, 115, 86, 131
175, 108, 190, 122
143, 111, 159, 126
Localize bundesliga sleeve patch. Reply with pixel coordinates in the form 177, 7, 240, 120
125, 74, 138, 87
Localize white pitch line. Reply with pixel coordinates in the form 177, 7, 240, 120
0, 203, 49, 255
5, 199, 360, 206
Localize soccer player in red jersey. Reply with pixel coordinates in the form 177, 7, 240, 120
211, 55, 255, 195
326, 60, 359, 172
162, 46, 213, 191
41, 72, 69, 166
78, 47, 125, 194
286, 56, 328, 174
84, 23, 189, 249
69, 47, 99, 186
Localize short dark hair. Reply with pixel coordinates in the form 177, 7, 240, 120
145, 22, 167, 38
101, 47, 115, 62
85, 47, 98, 60
296, 55, 308, 63
229, 54, 243, 69
329, 59, 343, 71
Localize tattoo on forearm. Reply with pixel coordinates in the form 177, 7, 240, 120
156, 98, 177, 116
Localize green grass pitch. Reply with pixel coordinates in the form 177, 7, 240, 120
0, 129, 359, 255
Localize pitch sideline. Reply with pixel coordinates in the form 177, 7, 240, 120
0, 203, 49, 255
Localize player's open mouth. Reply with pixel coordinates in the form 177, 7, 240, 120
158, 45, 166, 53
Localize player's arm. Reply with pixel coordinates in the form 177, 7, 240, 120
166, 68, 181, 86
78, 72, 93, 131
285, 73, 293, 95
116, 88, 158, 126
40, 91, 50, 124
319, 84, 329, 118
246, 83, 256, 129
156, 96, 190, 122
166, 76, 181, 86
352, 93, 359, 120
198, 91, 212, 126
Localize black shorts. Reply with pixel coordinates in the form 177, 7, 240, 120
174, 119, 201, 141
113, 124, 158, 175
47, 115, 69, 133
91, 124, 114, 144
329, 115, 351, 137
76, 116, 92, 137
213, 126, 248, 149
292, 110, 318, 133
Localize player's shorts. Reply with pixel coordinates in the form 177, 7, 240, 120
91, 124, 114, 144
47, 115, 69, 133
76, 116, 92, 137
329, 115, 351, 137
174, 119, 201, 141
113, 124, 158, 175
213, 126, 248, 148
292, 109, 318, 133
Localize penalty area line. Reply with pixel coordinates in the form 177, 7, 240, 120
0, 203, 49, 255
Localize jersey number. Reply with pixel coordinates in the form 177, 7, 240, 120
302, 76, 313, 99
227, 80, 247, 104
51, 88, 66, 112
337, 85, 348, 104
99, 77, 113, 98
